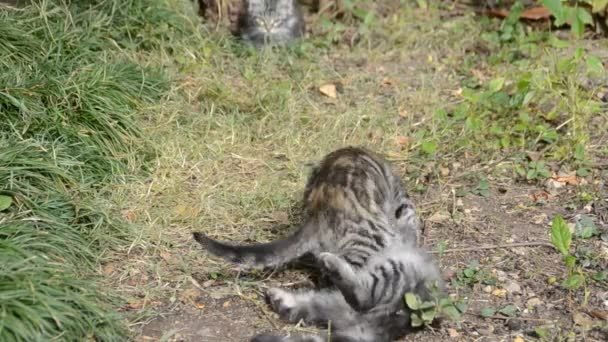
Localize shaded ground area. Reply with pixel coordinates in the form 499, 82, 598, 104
104, 1, 607, 341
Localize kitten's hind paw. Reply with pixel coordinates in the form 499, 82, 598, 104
265, 288, 301, 323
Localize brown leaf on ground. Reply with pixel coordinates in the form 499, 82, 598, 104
521, 7, 551, 20
396, 136, 410, 146
447, 328, 459, 337
102, 263, 115, 275
530, 191, 551, 201
484, 6, 551, 21
123, 210, 137, 222
381, 76, 393, 87
588, 309, 608, 321
319, 83, 337, 98
552, 171, 578, 185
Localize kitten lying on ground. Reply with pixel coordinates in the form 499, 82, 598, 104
193, 147, 442, 341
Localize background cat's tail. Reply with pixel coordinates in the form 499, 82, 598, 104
192, 222, 316, 269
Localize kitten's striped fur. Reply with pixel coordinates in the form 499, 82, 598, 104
193, 147, 420, 271
252, 245, 443, 342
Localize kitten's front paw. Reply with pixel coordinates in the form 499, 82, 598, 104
318, 252, 341, 273
265, 288, 300, 323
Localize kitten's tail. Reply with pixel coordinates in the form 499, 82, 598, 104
192, 221, 317, 269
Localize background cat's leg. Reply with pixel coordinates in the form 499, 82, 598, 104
266, 287, 355, 325
318, 252, 373, 311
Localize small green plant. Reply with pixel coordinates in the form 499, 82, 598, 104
541, 0, 607, 37
551, 215, 586, 291
404, 283, 467, 328
452, 260, 497, 288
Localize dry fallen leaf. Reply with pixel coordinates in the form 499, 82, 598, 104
396, 136, 410, 146
530, 191, 550, 201
447, 328, 459, 337
319, 84, 337, 98
492, 288, 507, 298
588, 309, 608, 321
521, 7, 551, 20
552, 171, 578, 185
102, 263, 115, 275
128, 301, 144, 310
123, 210, 137, 222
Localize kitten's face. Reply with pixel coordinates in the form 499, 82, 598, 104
243, 0, 300, 46
249, 0, 290, 33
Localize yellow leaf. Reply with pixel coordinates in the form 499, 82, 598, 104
319, 84, 337, 98
492, 288, 507, 297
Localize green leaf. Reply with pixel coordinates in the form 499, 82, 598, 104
410, 313, 424, 327
563, 274, 584, 289
549, 35, 569, 48
579, 226, 597, 239
421, 309, 437, 322
455, 302, 468, 313
542, 0, 565, 25
592, 0, 608, 13
535, 327, 550, 338
481, 306, 496, 318
442, 305, 462, 321
0, 195, 12, 211
498, 304, 516, 317
586, 56, 605, 75
421, 140, 437, 155
574, 143, 585, 160
576, 167, 589, 177
565, 255, 576, 269
488, 77, 505, 93
419, 301, 436, 310
551, 215, 571, 255
405, 292, 420, 310
570, 8, 585, 37
576, 7, 594, 25
592, 271, 607, 281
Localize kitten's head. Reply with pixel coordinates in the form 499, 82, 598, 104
240, 0, 304, 47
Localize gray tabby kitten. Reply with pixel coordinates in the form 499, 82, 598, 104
192, 146, 420, 271
238, 0, 306, 48
252, 244, 443, 342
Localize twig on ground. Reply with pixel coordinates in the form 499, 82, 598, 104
467, 312, 555, 323
432, 241, 555, 254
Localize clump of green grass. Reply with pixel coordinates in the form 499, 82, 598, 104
0, 0, 198, 340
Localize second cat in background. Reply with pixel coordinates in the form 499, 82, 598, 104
238, 0, 305, 47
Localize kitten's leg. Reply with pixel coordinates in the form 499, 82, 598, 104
266, 287, 355, 325
251, 334, 324, 342
318, 252, 373, 311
